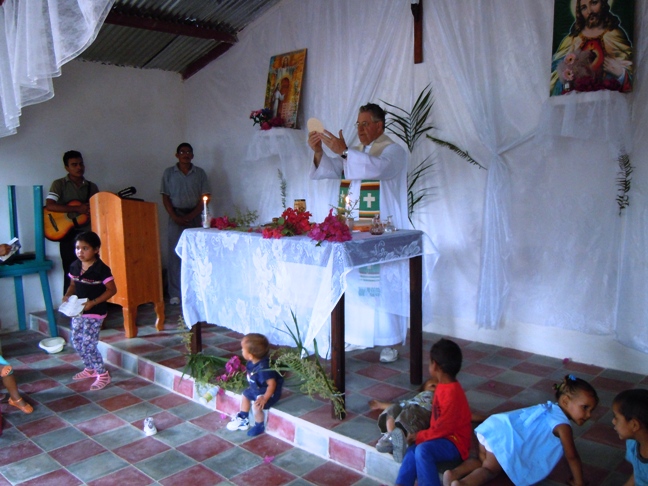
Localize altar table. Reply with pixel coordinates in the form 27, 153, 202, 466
176, 228, 437, 416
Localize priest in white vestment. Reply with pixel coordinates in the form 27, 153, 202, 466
308, 103, 409, 356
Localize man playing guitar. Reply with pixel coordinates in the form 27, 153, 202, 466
46, 150, 99, 293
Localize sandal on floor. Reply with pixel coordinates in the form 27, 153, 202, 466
8, 397, 33, 414
0, 365, 12, 377
90, 371, 111, 391
73, 368, 96, 381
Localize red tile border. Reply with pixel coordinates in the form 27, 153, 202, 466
329, 437, 366, 472
267, 413, 296, 442
173, 375, 194, 398
138, 360, 155, 381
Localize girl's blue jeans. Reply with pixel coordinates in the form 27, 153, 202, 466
395, 438, 460, 486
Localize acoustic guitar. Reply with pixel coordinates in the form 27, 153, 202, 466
43, 201, 89, 241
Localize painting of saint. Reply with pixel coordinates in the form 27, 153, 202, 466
550, 0, 634, 96
264, 49, 307, 128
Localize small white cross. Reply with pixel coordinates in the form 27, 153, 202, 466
363, 193, 376, 208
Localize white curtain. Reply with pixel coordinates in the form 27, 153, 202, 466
0, 0, 113, 137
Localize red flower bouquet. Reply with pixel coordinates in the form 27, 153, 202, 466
308, 209, 352, 244
211, 215, 238, 230
262, 207, 313, 239
250, 108, 284, 131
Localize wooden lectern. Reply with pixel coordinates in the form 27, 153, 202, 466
90, 192, 164, 338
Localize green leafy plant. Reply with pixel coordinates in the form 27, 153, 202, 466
278, 169, 287, 209
232, 207, 259, 226
382, 84, 483, 225
272, 311, 345, 419
181, 312, 345, 419
616, 152, 632, 214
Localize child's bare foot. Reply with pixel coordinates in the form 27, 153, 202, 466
442, 470, 455, 486
368, 399, 389, 410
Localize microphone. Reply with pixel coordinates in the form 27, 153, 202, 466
118, 186, 137, 198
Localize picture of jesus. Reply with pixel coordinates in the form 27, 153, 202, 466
550, 0, 634, 96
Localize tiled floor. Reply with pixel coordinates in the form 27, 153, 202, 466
0, 302, 644, 485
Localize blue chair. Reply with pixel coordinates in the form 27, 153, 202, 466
0, 186, 58, 337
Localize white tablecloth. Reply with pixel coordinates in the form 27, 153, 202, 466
176, 229, 438, 354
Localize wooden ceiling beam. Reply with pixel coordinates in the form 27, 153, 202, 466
182, 43, 234, 80
104, 11, 237, 44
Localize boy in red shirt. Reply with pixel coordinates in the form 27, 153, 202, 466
395, 338, 472, 486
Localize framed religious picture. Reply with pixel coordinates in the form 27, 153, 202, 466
550, 0, 634, 97
264, 49, 307, 128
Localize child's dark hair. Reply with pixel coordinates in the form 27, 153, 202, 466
613, 389, 648, 428
553, 374, 599, 405
242, 333, 269, 360
75, 231, 101, 250
430, 338, 462, 378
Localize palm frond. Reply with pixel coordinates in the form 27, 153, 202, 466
273, 312, 345, 419
278, 169, 287, 209
383, 84, 483, 224
616, 152, 633, 214
382, 83, 435, 152
427, 136, 485, 169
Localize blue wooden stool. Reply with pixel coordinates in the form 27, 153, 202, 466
0, 186, 58, 337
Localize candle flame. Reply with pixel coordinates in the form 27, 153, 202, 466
203, 196, 208, 202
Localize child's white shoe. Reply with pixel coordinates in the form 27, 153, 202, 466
143, 417, 157, 436
226, 414, 249, 431
375, 432, 393, 453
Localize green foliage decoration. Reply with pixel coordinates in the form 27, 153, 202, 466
180, 312, 345, 419
616, 152, 632, 214
382, 84, 484, 226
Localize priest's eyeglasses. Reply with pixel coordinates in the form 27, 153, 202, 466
354, 121, 378, 128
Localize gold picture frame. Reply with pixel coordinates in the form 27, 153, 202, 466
264, 49, 307, 128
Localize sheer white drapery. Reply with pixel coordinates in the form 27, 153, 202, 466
428, 2, 548, 329
0, 0, 113, 137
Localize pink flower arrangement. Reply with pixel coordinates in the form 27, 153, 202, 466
308, 209, 352, 244
250, 108, 284, 131
211, 215, 238, 230
262, 207, 313, 239
225, 355, 245, 375
213, 355, 247, 393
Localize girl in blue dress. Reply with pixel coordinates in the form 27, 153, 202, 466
443, 374, 598, 486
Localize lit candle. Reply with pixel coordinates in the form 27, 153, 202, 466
203, 195, 208, 216
345, 196, 350, 213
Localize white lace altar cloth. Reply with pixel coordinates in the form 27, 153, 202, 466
176, 229, 437, 355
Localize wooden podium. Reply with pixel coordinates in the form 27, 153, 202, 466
90, 192, 164, 338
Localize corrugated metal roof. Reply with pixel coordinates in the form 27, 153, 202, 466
77, 0, 282, 79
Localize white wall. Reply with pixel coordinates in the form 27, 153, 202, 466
0, 61, 186, 329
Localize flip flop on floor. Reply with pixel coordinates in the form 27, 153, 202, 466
8, 397, 33, 414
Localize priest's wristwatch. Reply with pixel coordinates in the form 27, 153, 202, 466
341, 149, 348, 159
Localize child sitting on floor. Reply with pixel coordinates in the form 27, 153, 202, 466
371, 377, 437, 462
372, 378, 486, 463
612, 388, 648, 486
226, 333, 283, 437
395, 338, 473, 486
